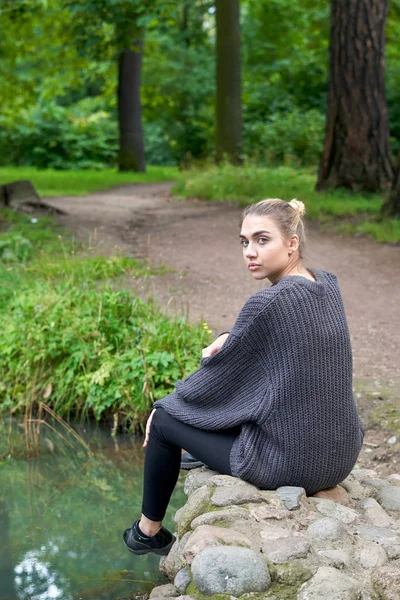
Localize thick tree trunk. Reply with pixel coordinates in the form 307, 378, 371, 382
317, 0, 393, 193
383, 152, 400, 216
117, 30, 145, 172
215, 0, 242, 165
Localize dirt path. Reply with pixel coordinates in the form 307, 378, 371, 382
48, 183, 400, 472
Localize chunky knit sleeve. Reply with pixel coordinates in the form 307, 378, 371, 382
153, 292, 276, 430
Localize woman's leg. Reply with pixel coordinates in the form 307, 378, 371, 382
141, 407, 239, 527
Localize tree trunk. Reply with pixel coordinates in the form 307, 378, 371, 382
383, 151, 400, 216
117, 30, 145, 172
317, 0, 393, 193
215, 0, 242, 165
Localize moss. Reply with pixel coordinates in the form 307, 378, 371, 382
185, 581, 234, 600
263, 582, 298, 600
272, 562, 313, 586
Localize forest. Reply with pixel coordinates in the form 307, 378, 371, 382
1, 1, 399, 194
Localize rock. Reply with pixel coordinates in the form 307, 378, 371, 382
249, 504, 290, 521
361, 497, 392, 527
191, 546, 271, 596
361, 478, 390, 490
174, 568, 191, 595
357, 525, 400, 559
159, 532, 192, 580
207, 474, 249, 487
358, 542, 388, 568
227, 519, 263, 553
176, 485, 213, 537
371, 561, 400, 600
298, 566, 362, 600
313, 485, 350, 505
276, 486, 306, 510
313, 498, 358, 524
273, 562, 313, 586
388, 474, 400, 486
388, 436, 397, 445
375, 485, 400, 511
262, 534, 310, 563
149, 583, 178, 598
184, 468, 218, 496
317, 549, 351, 569
211, 483, 262, 507
352, 469, 378, 480
183, 524, 252, 564
340, 479, 371, 501
259, 490, 287, 507
191, 506, 250, 529
259, 523, 291, 541
307, 517, 346, 542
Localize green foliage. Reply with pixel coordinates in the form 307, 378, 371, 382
0, 166, 178, 196
0, 99, 118, 169
173, 165, 400, 243
244, 108, 325, 166
0, 209, 210, 427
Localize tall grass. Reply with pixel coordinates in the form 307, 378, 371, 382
0, 209, 210, 428
173, 164, 400, 244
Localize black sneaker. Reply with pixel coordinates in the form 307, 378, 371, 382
180, 451, 205, 470
123, 520, 176, 556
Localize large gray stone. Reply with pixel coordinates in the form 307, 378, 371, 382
184, 468, 218, 496
361, 497, 392, 527
307, 517, 346, 541
207, 474, 249, 487
361, 478, 390, 490
313, 499, 358, 524
317, 550, 351, 569
298, 566, 362, 599
261, 534, 310, 563
211, 483, 262, 507
358, 542, 388, 568
174, 568, 191, 595
176, 485, 213, 537
357, 525, 400, 559
276, 486, 306, 510
191, 506, 250, 529
191, 546, 271, 596
352, 469, 378, 480
376, 485, 400, 511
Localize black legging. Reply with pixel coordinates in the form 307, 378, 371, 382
142, 407, 240, 521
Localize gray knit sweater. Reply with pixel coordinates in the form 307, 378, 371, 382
154, 270, 364, 494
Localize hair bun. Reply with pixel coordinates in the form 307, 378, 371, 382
288, 199, 306, 216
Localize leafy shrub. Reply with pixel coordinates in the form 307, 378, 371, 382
0, 283, 209, 427
244, 108, 326, 166
0, 99, 118, 170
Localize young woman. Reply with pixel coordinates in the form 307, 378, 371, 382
123, 198, 364, 556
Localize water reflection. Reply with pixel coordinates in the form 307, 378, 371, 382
0, 424, 185, 600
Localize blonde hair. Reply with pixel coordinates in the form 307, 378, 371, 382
242, 198, 306, 257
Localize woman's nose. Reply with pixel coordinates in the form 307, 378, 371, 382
244, 243, 257, 258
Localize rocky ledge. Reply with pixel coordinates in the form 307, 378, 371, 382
151, 468, 400, 600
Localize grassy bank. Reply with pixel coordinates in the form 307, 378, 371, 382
0, 166, 178, 197
0, 209, 209, 428
173, 165, 400, 244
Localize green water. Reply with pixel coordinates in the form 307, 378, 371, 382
0, 424, 186, 600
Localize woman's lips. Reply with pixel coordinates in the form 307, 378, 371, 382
248, 263, 261, 271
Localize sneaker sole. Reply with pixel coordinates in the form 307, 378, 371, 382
180, 460, 204, 470
123, 535, 175, 556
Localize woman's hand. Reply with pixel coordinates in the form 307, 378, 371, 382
143, 408, 156, 448
202, 333, 229, 358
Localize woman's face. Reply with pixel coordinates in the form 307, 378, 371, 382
240, 215, 297, 282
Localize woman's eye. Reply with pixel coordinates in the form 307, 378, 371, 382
258, 237, 268, 244
240, 239, 249, 247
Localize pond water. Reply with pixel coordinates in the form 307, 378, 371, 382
0, 423, 186, 600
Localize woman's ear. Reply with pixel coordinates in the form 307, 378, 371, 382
288, 235, 299, 255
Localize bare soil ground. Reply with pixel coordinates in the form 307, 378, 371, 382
47, 182, 400, 475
